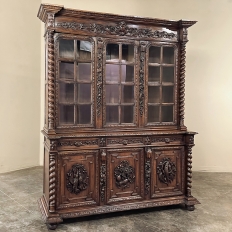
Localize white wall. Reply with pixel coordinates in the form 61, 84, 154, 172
1, 0, 230, 173
0, 1, 41, 173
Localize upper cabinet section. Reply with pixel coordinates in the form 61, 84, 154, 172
38, 4, 196, 133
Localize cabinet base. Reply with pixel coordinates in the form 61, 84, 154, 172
38, 195, 200, 229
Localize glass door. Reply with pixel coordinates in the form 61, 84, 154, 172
104, 42, 136, 126
57, 38, 93, 127
146, 45, 176, 125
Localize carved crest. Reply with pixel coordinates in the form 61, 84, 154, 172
56, 21, 177, 39
114, 160, 135, 189
157, 158, 176, 185
66, 164, 89, 195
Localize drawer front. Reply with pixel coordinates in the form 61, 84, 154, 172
106, 148, 144, 204
106, 137, 144, 147
57, 138, 99, 151
57, 150, 99, 209
150, 135, 184, 146
150, 146, 184, 198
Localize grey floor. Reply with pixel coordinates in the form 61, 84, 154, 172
0, 167, 232, 232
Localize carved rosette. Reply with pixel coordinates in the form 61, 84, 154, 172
66, 164, 89, 195
49, 154, 56, 212
187, 146, 193, 197
157, 158, 176, 185
114, 160, 135, 190
47, 31, 55, 129
96, 38, 103, 116
139, 43, 146, 116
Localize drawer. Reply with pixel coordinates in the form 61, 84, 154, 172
57, 138, 99, 150
106, 137, 144, 147
150, 135, 184, 146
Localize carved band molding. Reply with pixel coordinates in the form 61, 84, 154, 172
56, 21, 177, 39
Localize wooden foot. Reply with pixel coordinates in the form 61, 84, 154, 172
185, 204, 195, 211
47, 223, 58, 230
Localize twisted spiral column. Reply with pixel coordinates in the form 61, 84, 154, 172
47, 31, 55, 129
186, 146, 193, 197
49, 154, 56, 212
179, 41, 187, 129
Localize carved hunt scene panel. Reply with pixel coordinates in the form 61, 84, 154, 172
106, 148, 144, 204
150, 147, 184, 198
58, 151, 99, 209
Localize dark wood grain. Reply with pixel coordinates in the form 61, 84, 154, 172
38, 4, 199, 229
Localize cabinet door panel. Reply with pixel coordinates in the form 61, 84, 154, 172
151, 146, 184, 198
106, 148, 144, 204
58, 150, 99, 209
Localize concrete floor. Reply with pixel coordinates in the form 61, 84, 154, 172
0, 167, 232, 232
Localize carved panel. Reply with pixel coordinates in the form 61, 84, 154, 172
58, 151, 99, 209
151, 136, 183, 144
151, 147, 183, 198
114, 160, 135, 190
56, 21, 177, 40
106, 148, 143, 204
157, 158, 176, 185
66, 164, 89, 195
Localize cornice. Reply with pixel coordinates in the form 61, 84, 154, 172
38, 4, 197, 29
37, 4, 63, 23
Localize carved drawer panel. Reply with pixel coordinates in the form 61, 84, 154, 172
150, 146, 184, 198
106, 137, 144, 147
57, 138, 99, 150
106, 148, 144, 204
150, 136, 184, 146
57, 150, 99, 209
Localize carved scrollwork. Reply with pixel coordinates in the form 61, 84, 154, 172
108, 138, 143, 145
66, 164, 89, 195
58, 140, 98, 147
100, 164, 106, 202
145, 160, 151, 195
114, 160, 135, 190
96, 38, 103, 116
139, 43, 146, 116
56, 21, 177, 39
157, 158, 176, 185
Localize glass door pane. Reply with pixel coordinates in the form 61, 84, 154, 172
105, 43, 135, 126
58, 38, 93, 126
147, 45, 175, 124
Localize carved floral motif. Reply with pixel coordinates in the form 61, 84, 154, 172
157, 158, 176, 185
145, 160, 151, 195
100, 164, 106, 202
56, 21, 177, 39
114, 160, 135, 189
58, 140, 98, 147
66, 164, 89, 195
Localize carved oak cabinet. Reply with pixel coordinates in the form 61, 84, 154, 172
38, 4, 199, 229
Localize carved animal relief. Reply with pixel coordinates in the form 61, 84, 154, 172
66, 164, 89, 195
114, 160, 135, 190
157, 158, 176, 185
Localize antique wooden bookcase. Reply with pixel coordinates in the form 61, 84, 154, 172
38, 4, 199, 229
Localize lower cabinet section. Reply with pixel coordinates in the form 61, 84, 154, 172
39, 135, 199, 229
